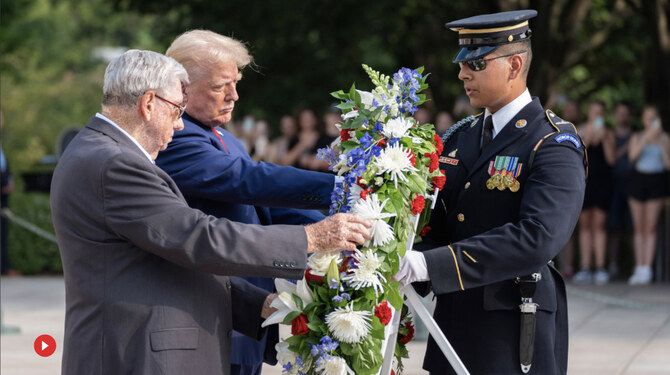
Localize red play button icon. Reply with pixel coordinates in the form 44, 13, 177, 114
34, 334, 56, 357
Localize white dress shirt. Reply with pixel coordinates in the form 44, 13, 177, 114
484, 88, 532, 139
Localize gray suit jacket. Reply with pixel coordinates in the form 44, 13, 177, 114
51, 116, 307, 375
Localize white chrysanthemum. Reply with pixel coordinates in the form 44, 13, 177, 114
373, 143, 418, 188
262, 278, 314, 327
383, 117, 414, 139
325, 303, 372, 344
317, 355, 355, 375
342, 249, 386, 295
307, 252, 343, 276
350, 194, 396, 247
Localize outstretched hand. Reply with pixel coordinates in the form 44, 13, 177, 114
305, 213, 372, 253
393, 250, 430, 286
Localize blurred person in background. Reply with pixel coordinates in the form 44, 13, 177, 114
627, 105, 670, 284
434, 110, 455, 137
299, 108, 340, 172
282, 108, 320, 168
558, 100, 580, 279
156, 31, 345, 375
249, 119, 270, 162
575, 100, 616, 284
266, 115, 298, 165
414, 106, 432, 125
451, 94, 476, 118
607, 101, 633, 279
0, 110, 19, 276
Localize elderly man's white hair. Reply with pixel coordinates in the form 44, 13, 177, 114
102, 49, 189, 107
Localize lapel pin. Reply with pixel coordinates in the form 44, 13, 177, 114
448, 149, 458, 157
515, 119, 527, 128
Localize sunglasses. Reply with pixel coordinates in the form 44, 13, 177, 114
458, 50, 528, 72
155, 94, 187, 119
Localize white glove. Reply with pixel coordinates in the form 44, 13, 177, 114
393, 250, 430, 286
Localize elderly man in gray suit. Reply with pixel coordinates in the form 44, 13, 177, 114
50, 49, 370, 375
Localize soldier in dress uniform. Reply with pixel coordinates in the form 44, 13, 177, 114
394, 10, 586, 375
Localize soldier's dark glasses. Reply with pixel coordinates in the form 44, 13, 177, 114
459, 50, 528, 72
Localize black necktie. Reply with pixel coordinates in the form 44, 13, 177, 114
481, 115, 493, 153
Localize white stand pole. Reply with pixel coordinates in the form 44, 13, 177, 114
379, 189, 469, 375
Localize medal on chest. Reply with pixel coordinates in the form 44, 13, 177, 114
486, 155, 523, 192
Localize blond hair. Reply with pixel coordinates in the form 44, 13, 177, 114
166, 30, 252, 81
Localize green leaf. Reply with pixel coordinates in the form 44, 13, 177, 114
292, 293, 303, 311
284, 334, 305, 346
283, 310, 301, 324
386, 281, 403, 310
330, 89, 349, 100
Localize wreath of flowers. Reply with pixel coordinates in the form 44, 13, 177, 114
263, 65, 444, 375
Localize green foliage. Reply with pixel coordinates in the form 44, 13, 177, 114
6, 191, 61, 274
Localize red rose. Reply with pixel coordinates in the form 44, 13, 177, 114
378, 139, 386, 148
340, 128, 351, 142
426, 152, 439, 172
291, 314, 310, 335
374, 301, 392, 326
398, 321, 415, 344
432, 175, 446, 190
420, 226, 431, 237
305, 268, 324, 284
409, 151, 417, 167
410, 195, 425, 215
433, 134, 444, 155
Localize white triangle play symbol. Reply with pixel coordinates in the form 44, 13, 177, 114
42, 341, 49, 351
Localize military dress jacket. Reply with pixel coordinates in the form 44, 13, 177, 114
155, 113, 332, 366
51, 116, 309, 375
420, 98, 586, 374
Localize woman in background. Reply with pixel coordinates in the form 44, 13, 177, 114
627, 105, 670, 285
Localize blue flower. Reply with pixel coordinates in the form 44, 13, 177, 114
370, 145, 382, 157
282, 362, 294, 373
331, 295, 343, 303
316, 146, 338, 165
373, 121, 383, 133
329, 278, 339, 289
295, 356, 304, 367
341, 292, 351, 301
360, 133, 374, 149
310, 344, 320, 357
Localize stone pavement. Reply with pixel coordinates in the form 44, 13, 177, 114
1, 276, 669, 374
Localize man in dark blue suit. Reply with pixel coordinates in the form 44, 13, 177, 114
395, 10, 586, 375
155, 30, 337, 375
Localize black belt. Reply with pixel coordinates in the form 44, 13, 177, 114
516, 272, 541, 373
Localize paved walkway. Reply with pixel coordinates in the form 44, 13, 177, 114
1, 276, 669, 374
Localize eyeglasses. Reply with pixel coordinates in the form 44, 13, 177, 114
155, 94, 187, 118
458, 50, 528, 72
